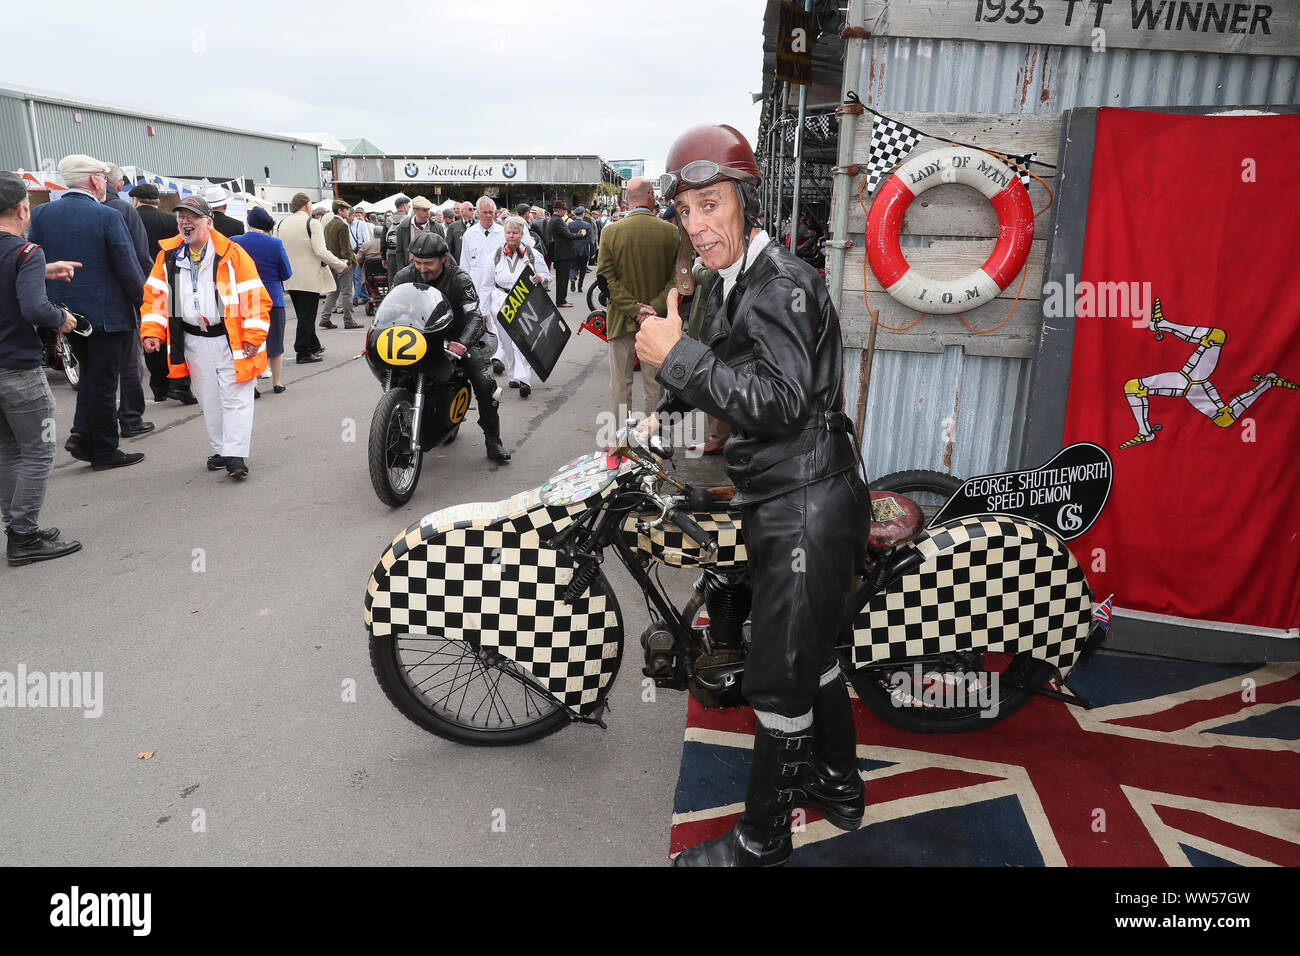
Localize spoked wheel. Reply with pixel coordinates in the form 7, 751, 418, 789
369, 630, 570, 745
849, 650, 1055, 733
57, 335, 80, 390
368, 387, 423, 507
870, 469, 962, 526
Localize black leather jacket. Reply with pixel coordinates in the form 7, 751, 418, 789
656, 238, 857, 506
392, 259, 484, 351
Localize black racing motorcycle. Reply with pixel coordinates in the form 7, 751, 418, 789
364, 283, 495, 507
366, 428, 1114, 745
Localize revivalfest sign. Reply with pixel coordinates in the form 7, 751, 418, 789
865, 0, 1296, 56
392, 159, 529, 183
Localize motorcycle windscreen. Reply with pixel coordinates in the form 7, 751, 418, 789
372, 282, 454, 335
365, 484, 624, 716
848, 515, 1095, 678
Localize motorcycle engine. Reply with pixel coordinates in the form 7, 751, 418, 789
689, 569, 752, 709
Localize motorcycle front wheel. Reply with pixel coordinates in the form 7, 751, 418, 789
368, 387, 423, 507
848, 651, 1055, 733
369, 630, 570, 745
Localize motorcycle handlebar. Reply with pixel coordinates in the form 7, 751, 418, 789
668, 508, 717, 557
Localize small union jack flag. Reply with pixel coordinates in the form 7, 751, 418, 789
1093, 594, 1114, 632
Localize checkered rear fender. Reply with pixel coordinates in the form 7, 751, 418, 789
850, 516, 1094, 675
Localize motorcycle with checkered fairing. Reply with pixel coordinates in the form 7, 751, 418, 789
365, 429, 1113, 745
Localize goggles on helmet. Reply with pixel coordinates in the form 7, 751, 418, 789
658, 160, 759, 201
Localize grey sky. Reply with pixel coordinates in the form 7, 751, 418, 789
9, 0, 765, 178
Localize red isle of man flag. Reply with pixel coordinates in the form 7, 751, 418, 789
1062, 108, 1300, 634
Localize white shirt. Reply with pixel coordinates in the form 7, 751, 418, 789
719, 229, 771, 304
478, 243, 552, 319
176, 242, 219, 328
459, 222, 506, 308
348, 217, 372, 251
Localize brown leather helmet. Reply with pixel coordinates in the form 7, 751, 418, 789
662, 124, 762, 300
660, 124, 760, 200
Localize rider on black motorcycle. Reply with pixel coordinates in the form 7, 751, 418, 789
636, 123, 870, 867
392, 231, 511, 463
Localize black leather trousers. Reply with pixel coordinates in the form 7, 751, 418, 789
740, 470, 869, 722
462, 353, 500, 437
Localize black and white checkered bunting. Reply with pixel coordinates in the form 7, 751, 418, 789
1004, 152, 1036, 189
849, 515, 1094, 676
865, 114, 923, 193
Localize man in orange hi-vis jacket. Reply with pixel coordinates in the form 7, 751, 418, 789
141, 195, 271, 479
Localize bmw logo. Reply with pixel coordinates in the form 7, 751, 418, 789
404, 162, 418, 178
502, 163, 517, 178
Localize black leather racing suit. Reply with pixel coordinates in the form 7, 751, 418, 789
656, 237, 868, 722
392, 260, 501, 437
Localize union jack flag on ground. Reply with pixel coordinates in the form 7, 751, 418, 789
670, 655, 1300, 865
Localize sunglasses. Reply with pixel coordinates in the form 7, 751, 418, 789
658, 160, 758, 200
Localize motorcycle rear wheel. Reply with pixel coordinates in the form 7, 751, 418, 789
870, 469, 962, 525
57, 335, 80, 390
369, 630, 571, 745
848, 651, 1055, 733
368, 387, 422, 507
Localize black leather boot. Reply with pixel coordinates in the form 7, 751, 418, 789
6, 529, 82, 567
485, 435, 511, 463
673, 723, 810, 867
793, 671, 865, 831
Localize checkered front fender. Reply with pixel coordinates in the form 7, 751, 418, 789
849, 515, 1095, 677
364, 502, 624, 715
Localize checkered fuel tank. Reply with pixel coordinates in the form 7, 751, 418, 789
849, 515, 1096, 678
620, 511, 748, 569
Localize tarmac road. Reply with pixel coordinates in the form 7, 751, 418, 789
0, 295, 713, 867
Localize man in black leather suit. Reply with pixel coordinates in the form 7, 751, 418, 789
637, 124, 869, 867
391, 232, 510, 463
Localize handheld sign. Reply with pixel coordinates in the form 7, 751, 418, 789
495, 265, 570, 381
929, 442, 1113, 541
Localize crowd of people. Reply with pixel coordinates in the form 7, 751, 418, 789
0, 151, 671, 567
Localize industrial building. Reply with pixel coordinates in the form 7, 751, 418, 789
0, 83, 324, 194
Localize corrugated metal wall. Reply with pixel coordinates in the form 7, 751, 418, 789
843, 35, 1300, 482
0, 96, 35, 169
2, 91, 320, 187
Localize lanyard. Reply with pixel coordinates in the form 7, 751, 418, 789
186, 244, 209, 327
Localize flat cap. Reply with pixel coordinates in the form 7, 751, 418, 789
128, 183, 160, 200
58, 154, 110, 180
0, 171, 28, 213
411, 195, 434, 210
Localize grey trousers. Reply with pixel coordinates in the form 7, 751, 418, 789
318, 267, 353, 323
0, 367, 56, 535
609, 332, 662, 427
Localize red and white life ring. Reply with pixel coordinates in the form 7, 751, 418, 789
866, 147, 1033, 315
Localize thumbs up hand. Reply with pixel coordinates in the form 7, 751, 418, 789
635, 308, 682, 368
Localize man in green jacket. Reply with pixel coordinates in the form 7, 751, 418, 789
595, 177, 678, 431
319, 200, 360, 330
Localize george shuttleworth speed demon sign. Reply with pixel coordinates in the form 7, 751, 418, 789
930, 442, 1112, 542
